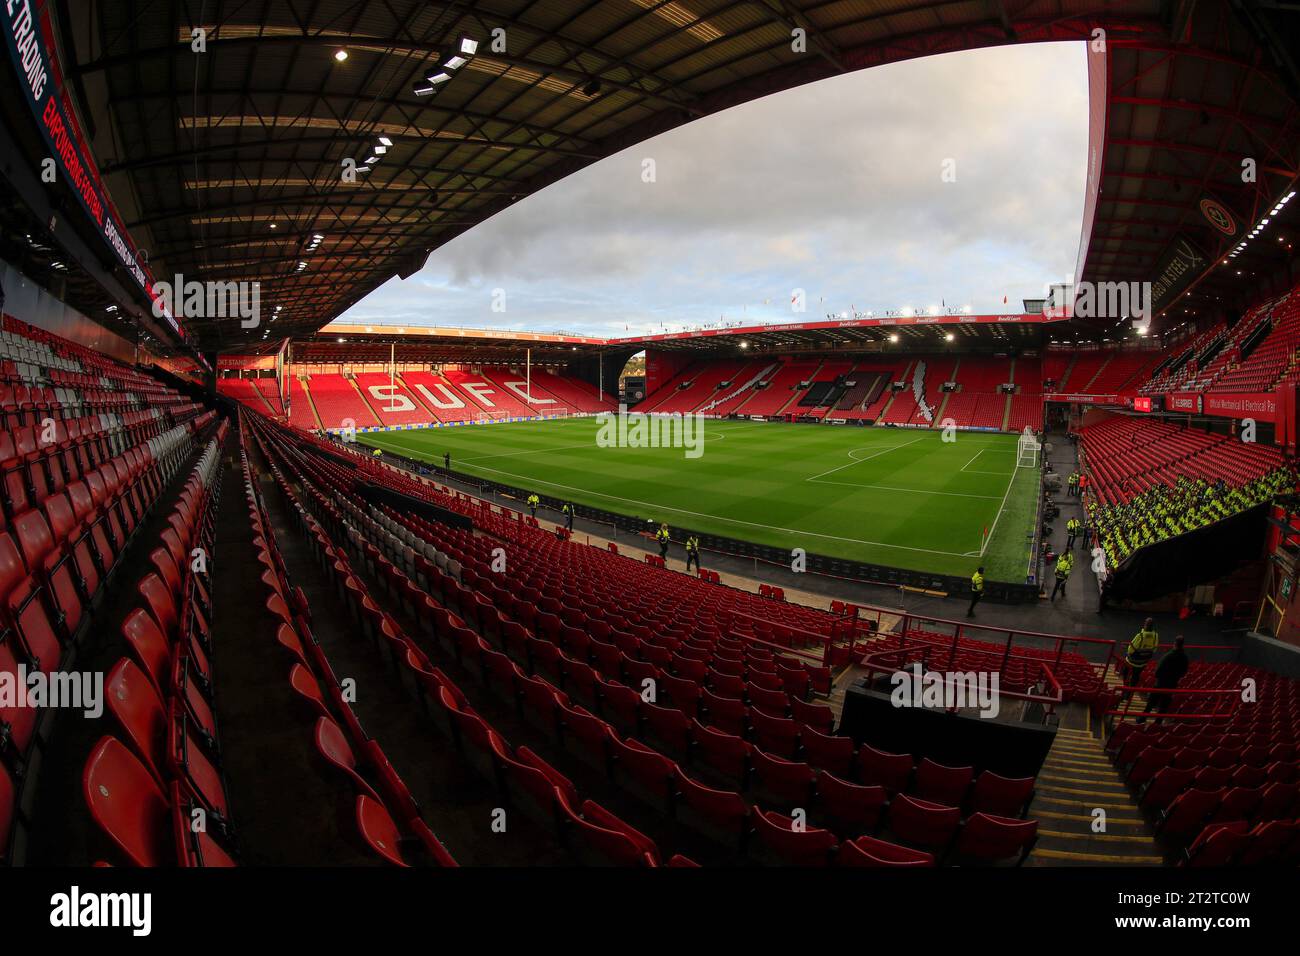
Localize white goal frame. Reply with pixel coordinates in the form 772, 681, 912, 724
474, 409, 511, 424
538, 405, 570, 420
1016, 428, 1041, 468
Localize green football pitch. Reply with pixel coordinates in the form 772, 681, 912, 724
357, 418, 1039, 582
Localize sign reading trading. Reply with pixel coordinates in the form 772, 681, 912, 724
1, 0, 179, 335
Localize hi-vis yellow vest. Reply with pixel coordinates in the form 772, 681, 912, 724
1126, 629, 1159, 667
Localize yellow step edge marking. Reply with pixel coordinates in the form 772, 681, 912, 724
1046, 750, 1113, 761
1040, 762, 1122, 775
1034, 809, 1146, 826
1030, 847, 1163, 864
1039, 829, 1157, 844
1047, 754, 1109, 764
1035, 794, 1137, 809
1040, 764, 1123, 780
1042, 770, 1121, 781
1044, 756, 1115, 769
1034, 780, 1128, 790
1039, 773, 1125, 787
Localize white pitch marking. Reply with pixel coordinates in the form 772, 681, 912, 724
804, 435, 927, 481
396, 456, 972, 557
810, 479, 1003, 500
979, 461, 1023, 556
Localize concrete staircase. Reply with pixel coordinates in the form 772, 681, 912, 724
1026, 722, 1163, 866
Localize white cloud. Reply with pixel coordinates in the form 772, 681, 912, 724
341, 42, 1087, 335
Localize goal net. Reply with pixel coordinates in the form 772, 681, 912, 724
474, 409, 510, 424
538, 406, 569, 420
1017, 427, 1041, 468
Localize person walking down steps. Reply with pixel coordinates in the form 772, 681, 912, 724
1124, 618, 1161, 686
527, 493, 540, 518
562, 502, 574, 532
657, 523, 670, 560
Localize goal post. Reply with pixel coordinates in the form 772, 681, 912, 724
474, 409, 510, 424
1016, 427, 1041, 468
538, 405, 569, 420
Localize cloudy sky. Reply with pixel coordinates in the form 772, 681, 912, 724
340, 41, 1088, 339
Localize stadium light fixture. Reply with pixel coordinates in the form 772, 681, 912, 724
459, 38, 478, 56
378, 137, 392, 147
445, 55, 468, 70
888, 334, 899, 344
334, 49, 348, 62
945, 332, 954, 342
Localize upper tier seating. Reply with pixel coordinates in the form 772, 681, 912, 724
399, 371, 482, 424
253, 379, 286, 416
286, 378, 319, 430
526, 370, 617, 413
1182, 298, 1280, 392
353, 374, 435, 427
644, 360, 752, 414
735, 360, 823, 417
1211, 294, 1300, 393
1086, 351, 1164, 394
477, 368, 566, 416
442, 369, 533, 418
1140, 323, 1228, 394
302, 375, 378, 430
1056, 353, 1108, 392
1005, 394, 1041, 433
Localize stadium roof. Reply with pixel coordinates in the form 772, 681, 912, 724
18, 1, 1299, 352
44, 0, 1171, 352
1077, 1, 1300, 329
272, 312, 1059, 360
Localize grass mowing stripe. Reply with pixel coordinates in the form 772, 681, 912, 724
359, 419, 1037, 581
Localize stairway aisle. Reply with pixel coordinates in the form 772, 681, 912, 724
250, 445, 563, 865
1026, 724, 1164, 866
